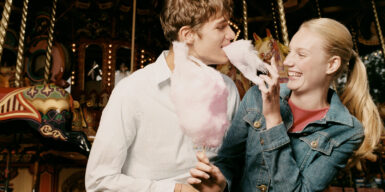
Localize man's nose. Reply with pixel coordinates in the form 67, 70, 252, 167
226, 25, 235, 41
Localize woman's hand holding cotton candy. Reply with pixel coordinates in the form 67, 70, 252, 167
222, 40, 268, 85
170, 41, 229, 148
257, 57, 282, 129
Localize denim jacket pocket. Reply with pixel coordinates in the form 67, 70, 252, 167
243, 109, 264, 131
299, 132, 336, 155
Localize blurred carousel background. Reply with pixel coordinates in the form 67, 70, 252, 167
0, 0, 385, 191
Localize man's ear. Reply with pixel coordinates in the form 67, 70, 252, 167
326, 56, 341, 75
178, 26, 195, 44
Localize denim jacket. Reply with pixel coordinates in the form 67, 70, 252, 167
214, 84, 364, 192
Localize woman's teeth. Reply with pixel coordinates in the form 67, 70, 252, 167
288, 71, 302, 77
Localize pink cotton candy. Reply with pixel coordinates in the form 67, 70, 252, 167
170, 42, 229, 148
223, 40, 268, 85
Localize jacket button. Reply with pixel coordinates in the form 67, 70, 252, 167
257, 184, 267, 191
260, 138, 264, 145
310, 140, 318, 148
253, 120, 261, 128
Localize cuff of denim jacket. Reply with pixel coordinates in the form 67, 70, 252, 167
260, 122, 290, 151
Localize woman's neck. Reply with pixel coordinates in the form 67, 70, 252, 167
289, 86, 330, 110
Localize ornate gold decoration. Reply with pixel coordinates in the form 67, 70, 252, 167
277, 0, 289, 46
0, 0, 13, 63
228, 21, 241, 41
242, 0, 248, 39
44, 0, 58, 83
0, 88, 41, 122
40, 124, 66, 140
15, 0, 30, 87
30, 98, 70, 115
371, 0, 385, 58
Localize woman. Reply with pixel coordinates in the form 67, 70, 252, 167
187, 18, 383, 192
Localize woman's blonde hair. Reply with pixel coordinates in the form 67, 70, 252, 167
160, 0, 233, 43
301, 18, 383, 161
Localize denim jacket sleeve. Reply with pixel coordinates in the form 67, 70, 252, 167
213, 90, 249, 189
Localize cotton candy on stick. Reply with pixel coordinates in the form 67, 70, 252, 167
170, 41, 229, 148
223, 40, 268, 85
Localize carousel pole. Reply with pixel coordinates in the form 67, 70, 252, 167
31, 152, 40, 192
44, 0, 58, 84
315, 0, 322, 18
277, 0, 289, 46
242, 0, 248, 39
271, 1, 280, 40
130, 0, 137, 72
15, 0, 30, 87
4, 149, 11, 192
350, 26, 359, 55
0, 0, 13, 64
371, 0, 385, 61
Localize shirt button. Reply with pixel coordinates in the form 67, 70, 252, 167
260, 138, 264, 145
253, 120, 261, 128
310, 140, 318, 148
257, 184, 267, 191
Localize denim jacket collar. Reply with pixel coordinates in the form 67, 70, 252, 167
279, 84, 354, 127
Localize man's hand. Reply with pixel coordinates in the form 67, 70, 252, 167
187, 151, 226, 192
175, 183, 199, 192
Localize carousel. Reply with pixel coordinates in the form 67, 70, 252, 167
0, 0, 385, 191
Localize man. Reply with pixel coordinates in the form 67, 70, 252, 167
85, 0, 239, 191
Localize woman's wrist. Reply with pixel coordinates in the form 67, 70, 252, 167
265, 114, 282, 129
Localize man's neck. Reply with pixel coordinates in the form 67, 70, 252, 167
166, 49, 175, 72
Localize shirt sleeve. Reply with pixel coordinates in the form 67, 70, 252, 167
85, 82, 176, 192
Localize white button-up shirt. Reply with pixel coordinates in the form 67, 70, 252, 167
85, 51, 240, 192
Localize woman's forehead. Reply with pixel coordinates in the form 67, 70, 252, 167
290, 28, 325, 50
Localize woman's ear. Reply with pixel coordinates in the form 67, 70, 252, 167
178, 26, 195, 44
326, 56, 341, 75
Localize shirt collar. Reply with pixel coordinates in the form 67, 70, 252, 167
280, 84, 354, 127
153, 51, 172, 84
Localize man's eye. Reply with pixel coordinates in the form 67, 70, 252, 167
217, 25, 226, 30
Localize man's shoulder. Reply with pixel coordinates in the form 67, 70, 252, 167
220, 73, 237, 92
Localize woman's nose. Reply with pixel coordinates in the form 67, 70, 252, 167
283, 53, 293, 67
